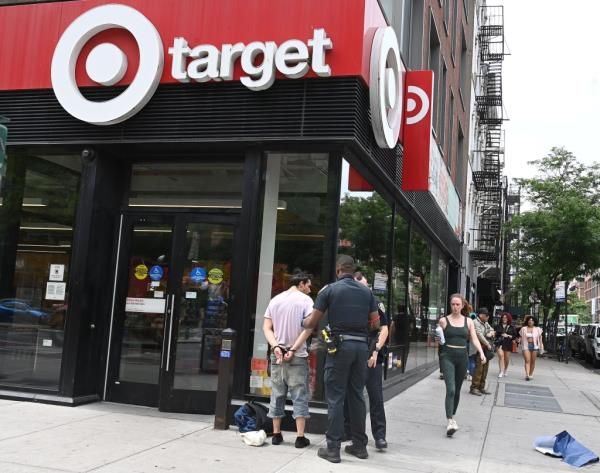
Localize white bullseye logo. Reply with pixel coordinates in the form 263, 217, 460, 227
406, 85, 430, 125
51, 4, 164, 126
369, 27, 404, 149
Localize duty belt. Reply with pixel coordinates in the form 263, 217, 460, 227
337, 334, 368, 343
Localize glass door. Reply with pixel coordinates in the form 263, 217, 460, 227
106, 213, 237, 412
159, 215, 237, 413
106, 214, 174, 406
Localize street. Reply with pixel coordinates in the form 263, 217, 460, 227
1, 356, 599, 473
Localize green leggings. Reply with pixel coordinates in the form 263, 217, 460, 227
439, 346, 468, 418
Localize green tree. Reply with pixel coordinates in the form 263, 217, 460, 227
567, 293, 592, 324
507, 147, 600, 340
338, 192, 391, 280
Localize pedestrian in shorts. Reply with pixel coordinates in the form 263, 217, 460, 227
263, 271, 314, 448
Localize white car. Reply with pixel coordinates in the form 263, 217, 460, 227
584, 324, 600, 368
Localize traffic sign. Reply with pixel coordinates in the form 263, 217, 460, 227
555, 281, 566, 303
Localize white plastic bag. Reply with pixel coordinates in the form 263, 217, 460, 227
240, 429, 267, 447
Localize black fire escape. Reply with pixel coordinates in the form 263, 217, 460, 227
470, 5, 506, 263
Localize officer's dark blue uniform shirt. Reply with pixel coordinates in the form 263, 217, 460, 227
314, 274, 378, 336
372, 302, 388, 363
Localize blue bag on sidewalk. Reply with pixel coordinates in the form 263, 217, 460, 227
554, 430, 599, 468
534, 431, 599, 468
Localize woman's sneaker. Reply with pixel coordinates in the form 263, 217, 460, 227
498, 372, 504, 378
446, 419, 457, 437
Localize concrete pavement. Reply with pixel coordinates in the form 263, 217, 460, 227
1, 356, 600, 472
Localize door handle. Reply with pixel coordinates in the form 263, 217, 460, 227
165, 294, 175, 371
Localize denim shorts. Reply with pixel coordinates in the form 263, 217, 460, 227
268, 355, 310, 419
527, 342, 538, 351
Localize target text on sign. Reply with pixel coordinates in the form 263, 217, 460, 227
169, 29, 333, 91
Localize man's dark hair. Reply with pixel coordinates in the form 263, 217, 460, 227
290, 271, 312, 287
477, 307, 489, 316
336, 254, 356, 274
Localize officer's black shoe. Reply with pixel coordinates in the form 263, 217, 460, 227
317, 447, 341, 463
375, 438, 388, 450
344, 443, 369, 459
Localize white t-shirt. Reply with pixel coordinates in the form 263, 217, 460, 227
264, 289, 313, 357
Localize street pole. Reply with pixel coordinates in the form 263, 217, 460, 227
564, 281, 568, 359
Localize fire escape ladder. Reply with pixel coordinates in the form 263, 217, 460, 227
470, 4, 506, 263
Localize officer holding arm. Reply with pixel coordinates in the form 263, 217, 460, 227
303, 255, 380, 464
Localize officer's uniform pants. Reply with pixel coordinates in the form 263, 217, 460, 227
325, 340, 369, 450
343, 362, 386, 441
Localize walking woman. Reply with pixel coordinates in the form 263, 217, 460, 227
519, 315, 544, 381
495, 312, 516, 378
437, 294, 486, 437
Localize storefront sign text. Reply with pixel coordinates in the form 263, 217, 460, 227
169, 29, 332, 90
51, 4, 332, 125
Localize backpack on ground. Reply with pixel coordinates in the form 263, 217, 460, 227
233, 401, 273, 434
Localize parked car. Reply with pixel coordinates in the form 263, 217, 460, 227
584, 324, 600, 368
569, 324, 588, 357
0, 299, 51, 324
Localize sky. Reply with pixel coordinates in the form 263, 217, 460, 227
502, 0, 600, 181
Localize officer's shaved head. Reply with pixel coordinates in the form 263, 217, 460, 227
336, 255, 356, 275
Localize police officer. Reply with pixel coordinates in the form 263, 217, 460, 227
342, 272, 389, 450
356, 272, 389, 450
303, 255, 380, 464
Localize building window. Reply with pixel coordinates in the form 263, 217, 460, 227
448, 91, 455, 170
452, 0, 459, 56
457, 125, 466, 200
438, 64, 448, 147
459, 28, 470, 106
389, 210, 409, 376
397, 0, 414, 63
407, 229, 433, 369
443, 0, 452, 35
251, 152, 338, 402
408, 0, 425, 69
338, 163, 392, 295
338, 162, 396, 375
429, 16, 441, 135
0, 149, 81, 390
128, 161, 244, 209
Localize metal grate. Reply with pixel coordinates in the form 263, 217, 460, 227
504, 383, 562, 413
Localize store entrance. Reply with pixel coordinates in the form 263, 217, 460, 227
105, 212, 238, 413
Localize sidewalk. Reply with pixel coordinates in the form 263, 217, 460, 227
1, 357, 600, 473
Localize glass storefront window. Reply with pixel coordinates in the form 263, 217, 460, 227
251, 153, 338, 401
338, 160, 394, 369
407, 229, 433, 370
389, 211, 409, 376
0, 150, 81, 389
129, 161, 244, 209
